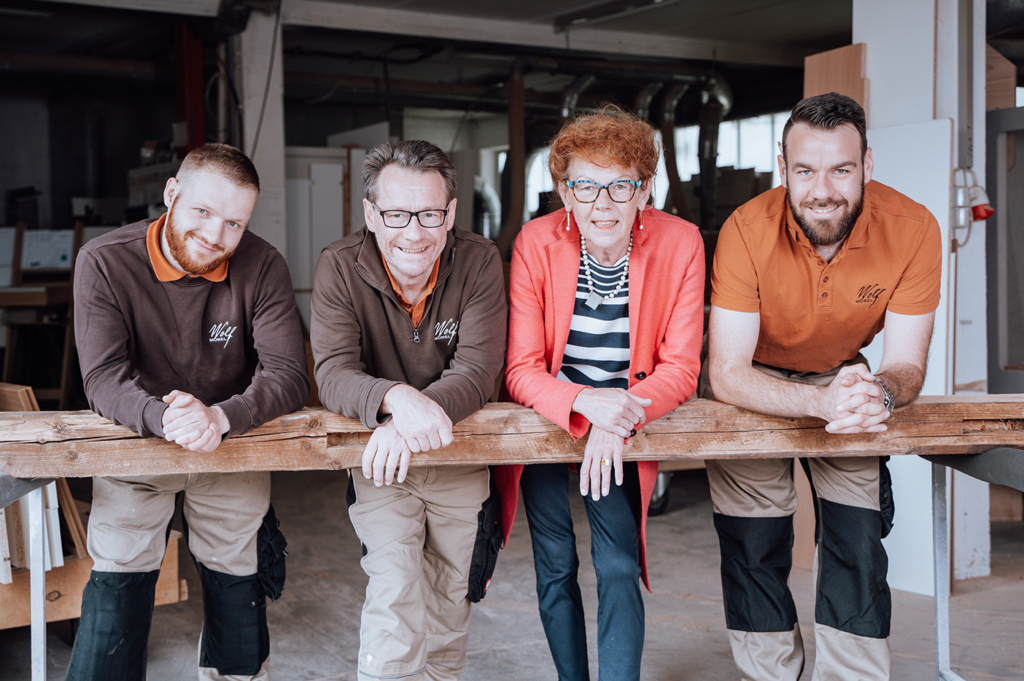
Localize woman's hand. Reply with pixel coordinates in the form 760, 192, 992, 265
579, 426, 625, 500
572, 388, 651, 437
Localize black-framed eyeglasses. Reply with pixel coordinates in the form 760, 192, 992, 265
372, 203, 451, 228
565, 179, 642, 203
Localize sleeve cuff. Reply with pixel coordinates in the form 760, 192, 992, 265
142, 399, 169, 439
214, 396, 254, 438
364, 380, 400, 428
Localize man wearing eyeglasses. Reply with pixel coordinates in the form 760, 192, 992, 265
311, 140, 507, 681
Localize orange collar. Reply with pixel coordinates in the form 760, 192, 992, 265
382, 255, 440, 327
146, 214, 229, 283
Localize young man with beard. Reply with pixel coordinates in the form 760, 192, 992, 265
67, 143, 309, 681
701, 93, 941, 681
311, 140, 506, 681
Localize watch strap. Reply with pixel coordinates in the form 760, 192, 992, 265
875, 378, 894, 412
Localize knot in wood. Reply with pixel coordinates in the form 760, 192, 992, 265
64, 449, 79, 461
50, 420, 68, 435
306, 415, 322, 431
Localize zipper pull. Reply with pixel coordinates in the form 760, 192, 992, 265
413, 328, 420, 343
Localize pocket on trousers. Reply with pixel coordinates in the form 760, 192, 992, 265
879, 456, 894, 538
467, 472, 502, 603
257, 503, 288, 601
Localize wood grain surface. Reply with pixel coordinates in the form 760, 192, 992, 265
1, 397, 1023, 478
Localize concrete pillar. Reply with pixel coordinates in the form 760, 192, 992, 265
853, 0, 990, 589
238, 9, 288, 257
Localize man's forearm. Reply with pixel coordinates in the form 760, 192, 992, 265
710, 360, 828, 420
875, 362, 926, 408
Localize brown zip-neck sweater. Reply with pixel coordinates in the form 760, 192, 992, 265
74, 218, 309, 439
311, 226, 507, 429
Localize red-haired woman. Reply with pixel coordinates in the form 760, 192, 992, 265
497, 107, 705, 680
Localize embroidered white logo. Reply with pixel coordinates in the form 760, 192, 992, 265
209, 322, 236, 348
434, 318, 460, 346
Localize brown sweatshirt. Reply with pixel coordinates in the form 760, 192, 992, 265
74, 219, 310, 439
311, 226, 506, 428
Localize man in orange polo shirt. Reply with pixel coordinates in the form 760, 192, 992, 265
311, 140, 507, 681
703, 93, 941, 680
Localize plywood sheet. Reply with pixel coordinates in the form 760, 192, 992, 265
804, 43, 867, 118
986, 44, 1016, 112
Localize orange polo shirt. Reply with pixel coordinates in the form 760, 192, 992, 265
382, 256, 440, 327
711, 181, 942, 373
145, 213, 229, 283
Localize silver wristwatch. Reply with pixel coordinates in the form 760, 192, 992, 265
875, 378, 894, 412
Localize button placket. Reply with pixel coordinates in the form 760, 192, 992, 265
817, 262, 834, 310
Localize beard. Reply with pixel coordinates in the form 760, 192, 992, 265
788, 187, 864, 248
164, 206, 234, 276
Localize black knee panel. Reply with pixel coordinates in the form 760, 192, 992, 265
197, 564, 269, 675
815, 499, 891, 638
714, 513, 798, 632
66, 570, 160, 681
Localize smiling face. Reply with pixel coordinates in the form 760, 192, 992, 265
557, 158, 651, 265
779, 122, 872, 248
363, 164, 455, 295
161, 169, 258, 276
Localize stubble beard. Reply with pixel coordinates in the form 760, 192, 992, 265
788, 187, 864, 248
164, 206, 233, 276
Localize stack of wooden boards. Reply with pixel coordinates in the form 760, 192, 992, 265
0, 479, 85, 584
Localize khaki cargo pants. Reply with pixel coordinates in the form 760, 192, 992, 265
349, 465, 488, 681
700, 357, 892, 681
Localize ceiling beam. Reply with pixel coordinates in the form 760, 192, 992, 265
35, 0, 220, 15
282, 0, 807, 67
34, 0, 809, 67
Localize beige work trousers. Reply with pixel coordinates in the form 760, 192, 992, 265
349, 465, 488, 681
702, 358, 891, 681
89, 472, 271, 681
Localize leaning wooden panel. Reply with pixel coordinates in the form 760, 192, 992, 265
2, 397, 1024, 478
0, 530, 185, 630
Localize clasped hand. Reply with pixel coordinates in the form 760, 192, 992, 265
161, 390, 229, 453
572, 388, 652, 500
363, 385, 453, 487
821, 365, 890, 434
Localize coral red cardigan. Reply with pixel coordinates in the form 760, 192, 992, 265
496, 206, 705, 589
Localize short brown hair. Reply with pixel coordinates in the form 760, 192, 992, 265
362, 140, 457, 204
782, 92, 868, 161
548, 105, 660, 187
177, 143, 260, 192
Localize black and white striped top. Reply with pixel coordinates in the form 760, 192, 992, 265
556, 250, 631, 389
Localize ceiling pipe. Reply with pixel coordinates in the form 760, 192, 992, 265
560, 74, 596, 121
0, 50, 159, 82
633, 82, 662, 122
697, 97, 724, 231
554, 0, 688, 33
285, 70, 561, 110
658, 84, 692, 222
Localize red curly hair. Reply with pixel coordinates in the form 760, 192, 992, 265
548, 105, 660, 188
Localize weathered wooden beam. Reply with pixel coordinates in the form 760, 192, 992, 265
1, 396, 1023, 478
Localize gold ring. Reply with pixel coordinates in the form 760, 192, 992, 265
600, 459, 612, 466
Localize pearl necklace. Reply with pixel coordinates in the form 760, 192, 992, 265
579, 230, 632, 310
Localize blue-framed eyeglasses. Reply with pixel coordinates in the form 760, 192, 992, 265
373, 203, 451, 228
565, 179, 642, 203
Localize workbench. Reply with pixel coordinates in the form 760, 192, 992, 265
3, 396, 1024, 680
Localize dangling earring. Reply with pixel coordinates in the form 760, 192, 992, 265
566, 207, 571, 231
639, 205, 645, 230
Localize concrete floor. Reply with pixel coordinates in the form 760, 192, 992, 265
3, 469, 1022, 680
